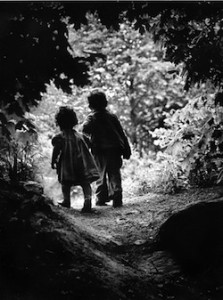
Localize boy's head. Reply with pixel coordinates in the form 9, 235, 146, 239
55, 106, 78, 130
87, 91, 108, 111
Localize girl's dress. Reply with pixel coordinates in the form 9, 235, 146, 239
52, 129, 99, 185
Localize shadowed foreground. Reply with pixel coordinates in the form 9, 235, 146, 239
1, 180, 223, 299
0, 181, 158, 300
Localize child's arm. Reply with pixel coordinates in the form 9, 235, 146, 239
82, 114, 94, 135
113, 116, 132, 159
51, 135, 62, 169
51, 146, 60, 169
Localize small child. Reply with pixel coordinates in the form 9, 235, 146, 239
83, 91, 131, 208
51, 106, 99, 212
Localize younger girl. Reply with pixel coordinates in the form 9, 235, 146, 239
51, 106, 99, 212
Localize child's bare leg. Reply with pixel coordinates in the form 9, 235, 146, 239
61, 184, 71, 208
81, 182, 92, 213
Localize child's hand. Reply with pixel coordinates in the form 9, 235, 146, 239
51, 162, 57, 169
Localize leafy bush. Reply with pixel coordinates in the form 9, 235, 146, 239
152, 90, 223, 188
0, 117, 40, 183
122, 150, 153, 196
122, 149, 187, 195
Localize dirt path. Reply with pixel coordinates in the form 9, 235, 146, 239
58, 186, 223, 300
64, 187, 223, 246
1, 179, 223, 299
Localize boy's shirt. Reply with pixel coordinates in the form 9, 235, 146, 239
83, 109, 131, 159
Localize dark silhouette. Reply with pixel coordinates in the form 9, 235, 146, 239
51, 106, 99, 212
83, 91, 131, 208
156, 200, 223, 274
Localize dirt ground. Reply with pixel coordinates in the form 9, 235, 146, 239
55, 185, 223, 300
1, 181, 223, 300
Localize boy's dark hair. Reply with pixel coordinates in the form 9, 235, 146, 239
55, 106, 78, 129
88, 91, 108, 111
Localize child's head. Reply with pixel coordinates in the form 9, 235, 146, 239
55, 106, 78, 130
87, 91, 108, 111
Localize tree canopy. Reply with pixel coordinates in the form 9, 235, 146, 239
0, 1, 132, 115
0, 2, 87, 115
127, 2, 223, 90
2, 1, 223, 117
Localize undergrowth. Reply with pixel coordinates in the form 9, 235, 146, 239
122, 150, 188, 196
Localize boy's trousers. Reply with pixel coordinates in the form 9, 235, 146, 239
93, 149, 123, 207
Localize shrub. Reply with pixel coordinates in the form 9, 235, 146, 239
0, 120, 40, 183
152, 90, 223, 189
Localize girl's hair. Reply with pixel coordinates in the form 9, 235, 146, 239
88, 91, 107, 111
55, 106, 78, 129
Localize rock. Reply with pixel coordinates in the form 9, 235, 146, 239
23, 181, 44, 194
156, 200, 223, 273
133, 239, 147, 245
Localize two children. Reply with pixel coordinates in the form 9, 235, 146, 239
51, 92, 131, 212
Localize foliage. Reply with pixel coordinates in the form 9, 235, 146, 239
0, 2, 92, 178
2, 1, 223, 117
152, 90, 223, 188
0, 117, 39, 183
69, 14, 191, 153
33, 83, 90, 134
0, 2, 131, 120
0, 2, 129, 148
122, 150, 154, 196
127, 2, 223, 89
122, 150, 188, 195
2, 2, 223, 134
0, 2, 90, 114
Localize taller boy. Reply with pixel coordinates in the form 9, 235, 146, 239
83, 91, 131, 208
